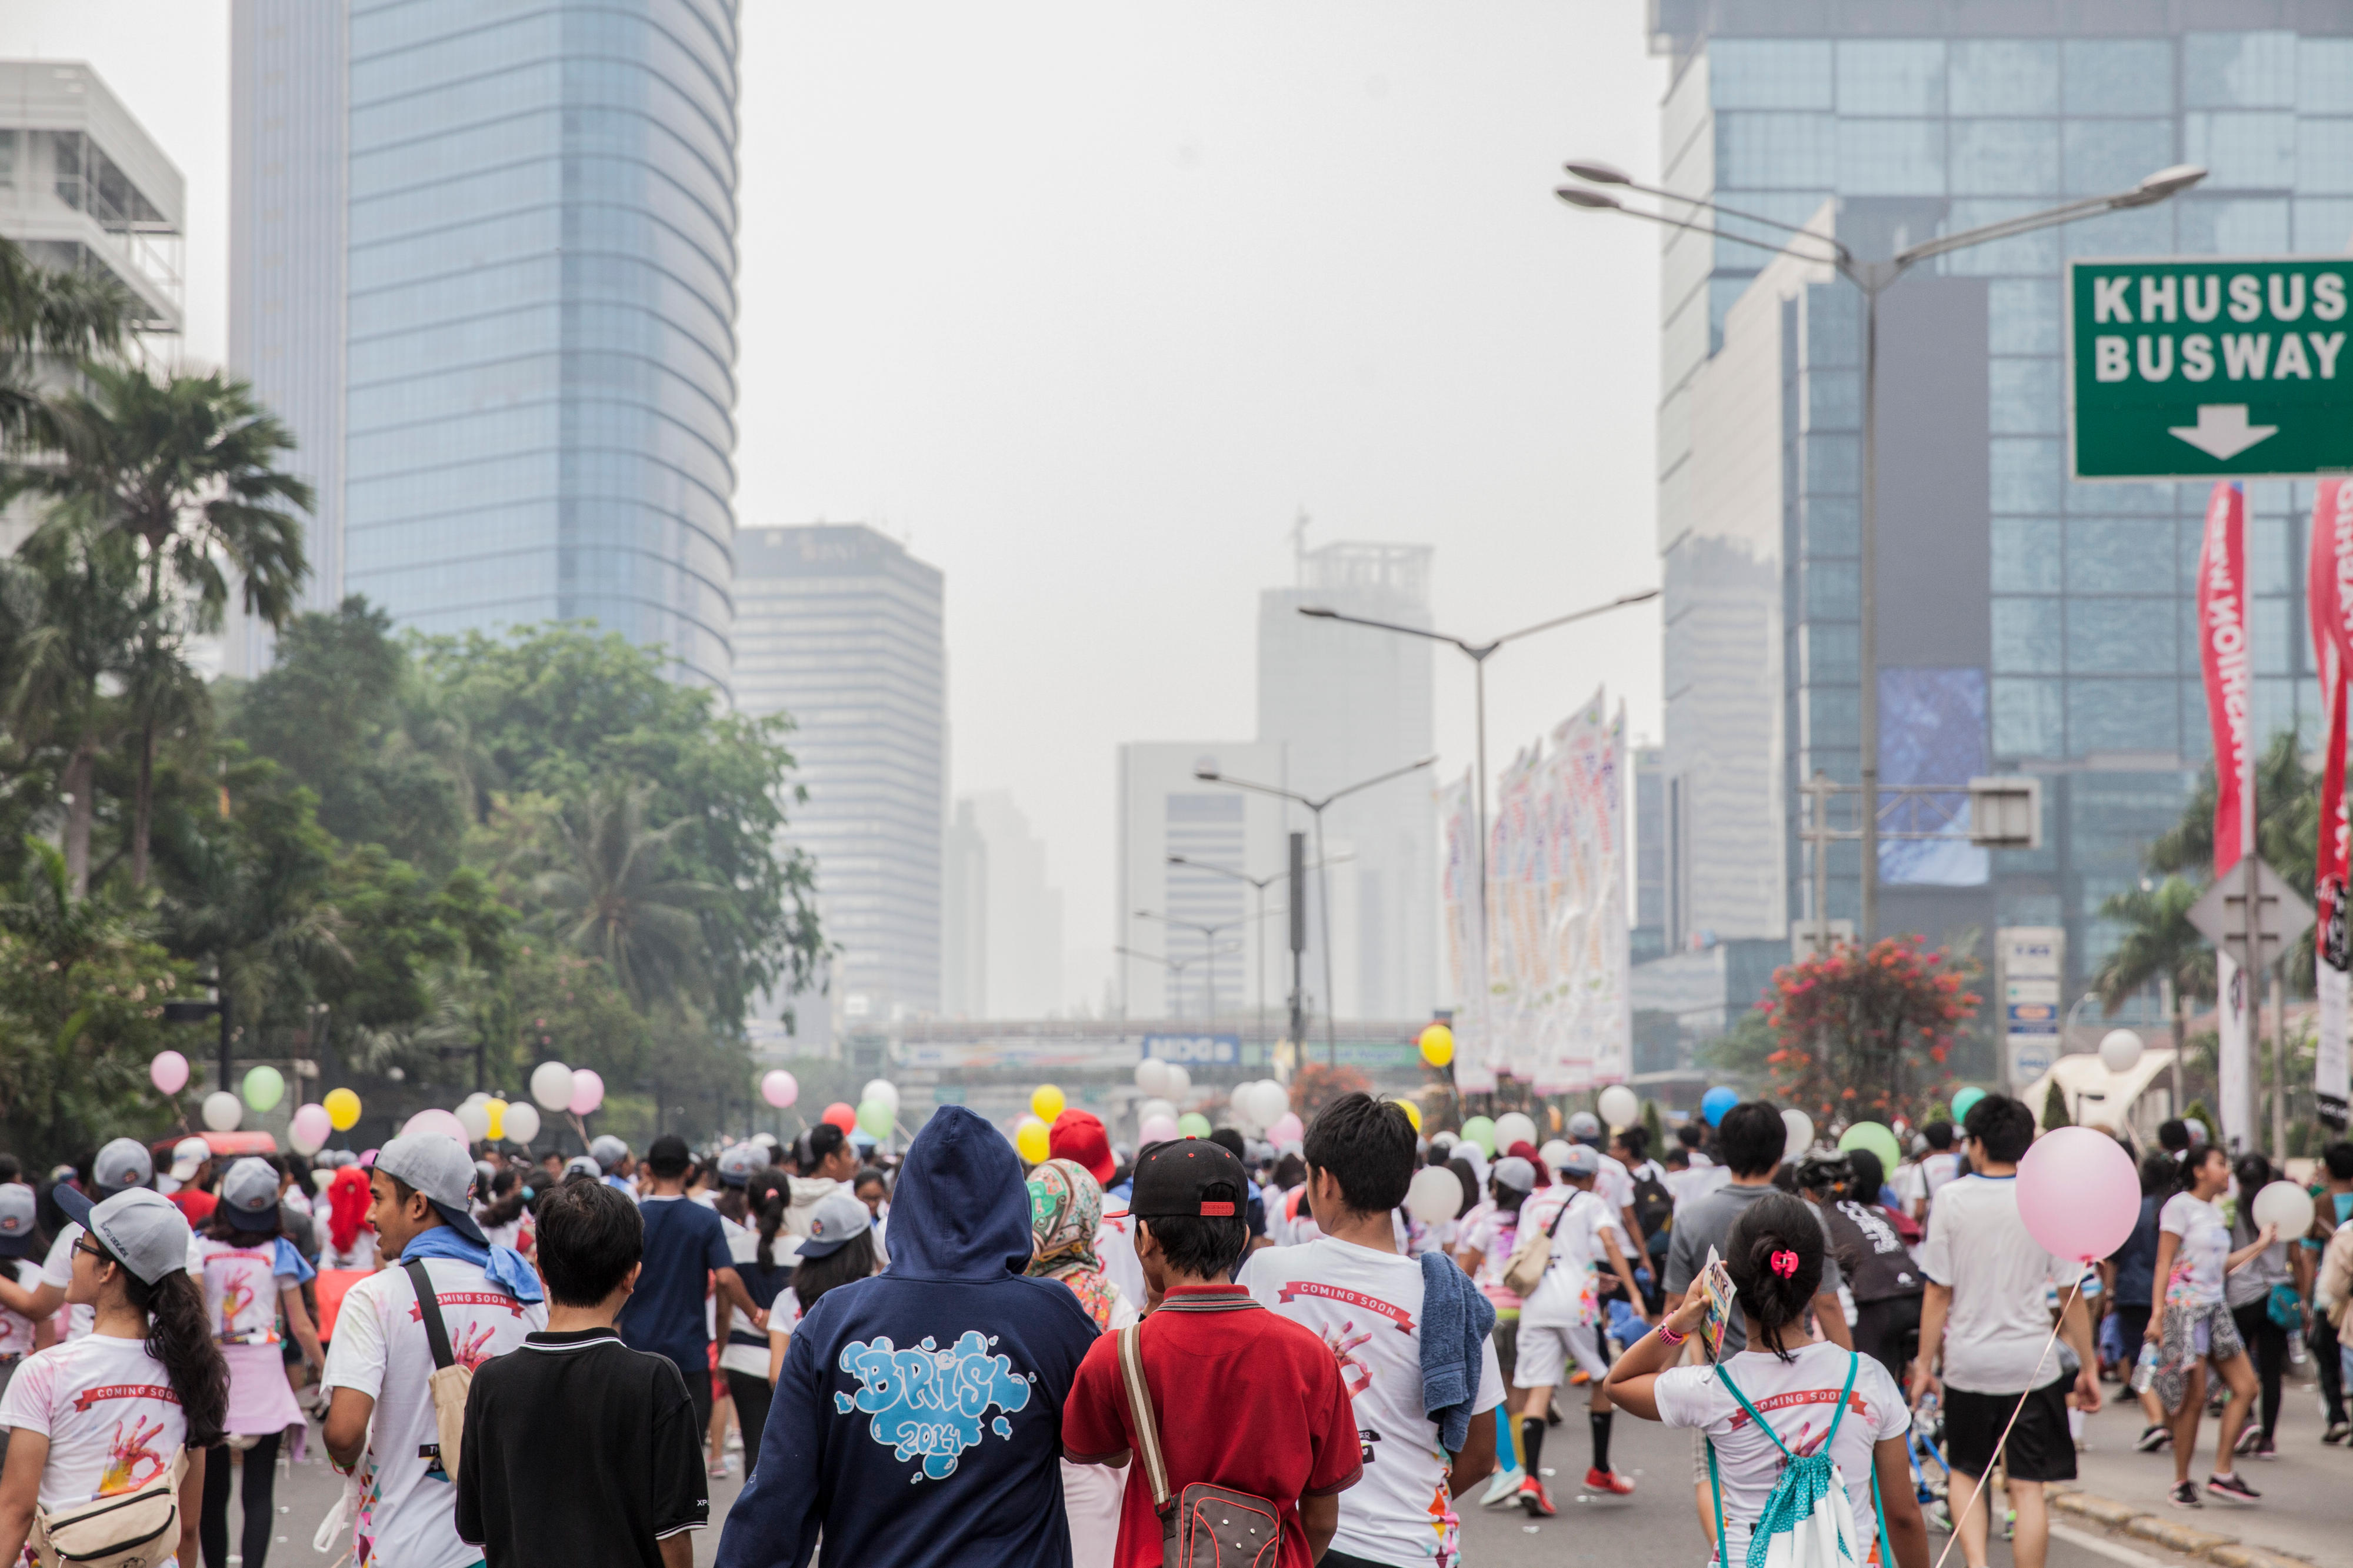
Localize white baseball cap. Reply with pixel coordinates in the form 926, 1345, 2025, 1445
167, 1137, 212, 1183
92, 1137, 154, 1194
54, 1187, 192, 1285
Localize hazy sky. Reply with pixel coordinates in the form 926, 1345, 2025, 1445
4, 2, 1670, 1006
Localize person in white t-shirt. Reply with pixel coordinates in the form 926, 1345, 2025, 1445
1914, 1096, 2098, 1568
25, 1140, 206, 1344
0, 1182, 59, 1459
322, 1136, 546, 1568
1509, 1143, 1648, 1513
2147, 1143, 2272, 1508
1605, 1189, 1929, 1568
0, 1187, 229, 1568
1241, 1095, 1502, 1568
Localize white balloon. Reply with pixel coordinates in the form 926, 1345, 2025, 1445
461, 1090, 490, 1107
503, 1103, 542, 1145
1538, 1139, 1574, 1174
529, 1060, 576, 1111
2098, 1029, 2145, 1075
2252, 1180, 2317, 1241
1782, 1108, 1815, 1164
1493, 1112, 1538, 1152
861, 1079, 901, 1114
1136, 1097, 1177, 1127
1164, 1065, 1191, 1100
1405, 1165, 1465, 1224
1258, 1081, 1294, 1125
1598, 1085, 1642, 1129
1135, 1058, 1172, 1096
455, 1101, 492, 1140
201, 1091, 242, 1132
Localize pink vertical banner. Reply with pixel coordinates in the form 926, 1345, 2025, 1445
2196, 481, 2252, 878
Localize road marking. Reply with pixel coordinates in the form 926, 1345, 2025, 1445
2051, 1520, 2181, 1568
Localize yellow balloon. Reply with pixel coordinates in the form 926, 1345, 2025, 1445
485, 1098, 508, 1140
323, 1087, 362, 1132
1031, 1083, 1066, 1122
1395, 1097, 1423, 1132
1015, 1116, 1052, 1165
1418, 1024, 1454, 1067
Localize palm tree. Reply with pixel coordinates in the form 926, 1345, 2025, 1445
16, 366, 312, 885
2095, 875, 2214, 1089
0, 236, 132, 446
534, 785, 718, 1017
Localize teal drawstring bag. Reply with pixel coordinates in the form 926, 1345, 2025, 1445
1705, 1352, 1892, 1568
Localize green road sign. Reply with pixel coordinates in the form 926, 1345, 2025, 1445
2068, 256, 2353, 480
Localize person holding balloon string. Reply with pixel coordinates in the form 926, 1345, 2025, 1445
2144, 1142, 2281, 1508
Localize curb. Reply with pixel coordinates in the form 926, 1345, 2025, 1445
2050, 1488, 2314, 1568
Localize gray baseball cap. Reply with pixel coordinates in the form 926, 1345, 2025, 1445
563, 1156, 602, 1180
590, 1135, 630, 1173
93, 1137, 154, 1194
798, 1190, 873, 1258
218, 1157, 283, 1232
374, 1133, 489, 1246
1566, 1111, 1602, 1142
1492, 1156, 1537, 1193
1558, 1143, 1602, 1178
0, 1184, 36, 1257
716, 1143, 766, 1187
54, 1187, 191, 1284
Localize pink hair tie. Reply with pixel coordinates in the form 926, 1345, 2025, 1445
1769, 1250, 1800, 1279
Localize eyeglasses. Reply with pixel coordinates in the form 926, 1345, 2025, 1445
73, 1238, 106, 1263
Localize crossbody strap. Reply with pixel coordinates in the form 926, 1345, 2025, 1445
1116, 1323, 1172, 1510
1871, 1463, 1893, 1568
404, 1260, 455, 1371
1711, 1348, 1861, 1461
1706, 1436, 1728, 1568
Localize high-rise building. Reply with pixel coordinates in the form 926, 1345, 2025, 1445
1632, 745, 1669, 963
1116, 741, 1296, 1026
225, 3, 347, 675
0, 61, 183, 339
229, 1, 741, 691
735, 525, 945, 1036
940, 790, 1065, 1019
1652, 6, 2353, 1014
1257, 538, 1437, 1021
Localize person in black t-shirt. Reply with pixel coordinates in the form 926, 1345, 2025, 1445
456, 1180, 708, 1568
1798, 1147, 1924, 1389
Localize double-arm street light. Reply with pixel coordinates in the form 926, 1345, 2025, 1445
1113, 942, 1241, 1023
1132, 908, 1249, 1022
1169, 850, 1354, 1048
1556, 158, 2204, 940
1294, 592, 1659, 1079
1196, 755, 1438, 1064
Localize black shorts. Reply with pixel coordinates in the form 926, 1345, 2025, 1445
1943, 1374, 2075, 1483
1492, 1317, 1518, 1387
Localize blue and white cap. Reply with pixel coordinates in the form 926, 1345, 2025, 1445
0, 1183, 36, 1257
799, 1191, 872, 1258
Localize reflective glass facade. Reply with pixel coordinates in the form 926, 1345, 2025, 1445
1655, 7, 2353, 1006
343, 0, 738, 692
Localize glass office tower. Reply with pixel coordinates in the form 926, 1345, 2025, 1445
1652, 5, 2353, 1020
342, 0, 739, 692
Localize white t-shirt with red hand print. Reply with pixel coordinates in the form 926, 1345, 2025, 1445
319, 1256, 545, 1568
1239, 1236, 1503, 1568
0, 1331, 192, 1560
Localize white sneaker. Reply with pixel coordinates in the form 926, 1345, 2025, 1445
1481, 1469, 1521, 1508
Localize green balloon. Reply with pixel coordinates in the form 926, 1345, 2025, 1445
1949, 1086, 1987, 1126
856, 1098, 894, 1139
242, 1065, 285, 1113
1460, 1115, 1497, 1157
1176, 1112, 1214, 1139
1838, 1120, 1903, 1173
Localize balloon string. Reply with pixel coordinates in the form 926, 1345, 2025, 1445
1928, 1270, 2085, 1568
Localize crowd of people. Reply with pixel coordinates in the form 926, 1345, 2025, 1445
0, 1087, 2339, 1568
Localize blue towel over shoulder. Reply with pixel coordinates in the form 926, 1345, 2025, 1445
1418, 1249, 1496, 1454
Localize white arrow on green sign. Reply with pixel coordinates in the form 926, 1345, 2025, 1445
2068, 256, 2353, 480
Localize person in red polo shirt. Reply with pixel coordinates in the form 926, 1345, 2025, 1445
1050, 1110, 1148, 1310
1061, 1138, 1361, 1567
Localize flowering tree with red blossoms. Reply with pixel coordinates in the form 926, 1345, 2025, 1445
1761, 936, 1980, 1126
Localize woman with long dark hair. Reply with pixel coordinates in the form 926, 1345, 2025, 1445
193, 1160, 324, 1568
1606, 1190, 1929, 1568
2147, 1142, 2274, 1506
0, 1189, 228, 1568
763, 1191, 876, 1383
716, 1153, 794, 1475
475, 1169, 532, 1258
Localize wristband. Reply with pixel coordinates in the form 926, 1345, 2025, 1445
1656, 1322, 1687, 1346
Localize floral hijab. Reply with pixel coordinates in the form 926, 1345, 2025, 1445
1027, 1157, 1130, 1328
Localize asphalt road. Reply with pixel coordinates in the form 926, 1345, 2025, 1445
248, 1400, 2141, 1568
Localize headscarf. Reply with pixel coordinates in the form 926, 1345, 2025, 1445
1026, 1158, 1123, 1329
326, 1164, 372, 1255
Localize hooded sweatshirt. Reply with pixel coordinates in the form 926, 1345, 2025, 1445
716, 1106, 1101, 1568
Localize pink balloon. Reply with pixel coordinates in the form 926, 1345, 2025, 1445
1139, 1115, 1181, 1145
149, 1050, 189, 1096
569, 1069, 605, 1116
2017, 1125, 2140, 1263
1268, 1112, 1304, 1145
290, 1103, 332, 1149
761, 1069, 798, 1109
401, 1108, 471, 1147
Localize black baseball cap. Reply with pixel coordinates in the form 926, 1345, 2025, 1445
1129, 1137, 1248, 1220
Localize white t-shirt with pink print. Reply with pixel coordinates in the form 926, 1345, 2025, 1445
0, 1332, 193, 1563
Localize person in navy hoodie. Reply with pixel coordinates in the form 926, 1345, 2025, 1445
716, 1105, 1099, 1568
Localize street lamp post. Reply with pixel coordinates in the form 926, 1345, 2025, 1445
1169, 850, 1353, 1053
1196, 755, 1438, 1065
1133, 908, 1248, 1021
1293, 591, 1661, 1082
1113, 943, 1241, 1025
1557, 159, 2205, 941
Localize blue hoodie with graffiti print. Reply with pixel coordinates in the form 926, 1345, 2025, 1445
716, 1105, 1101, 1568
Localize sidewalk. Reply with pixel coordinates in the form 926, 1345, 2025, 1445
2062, 1357, 2342, 1567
